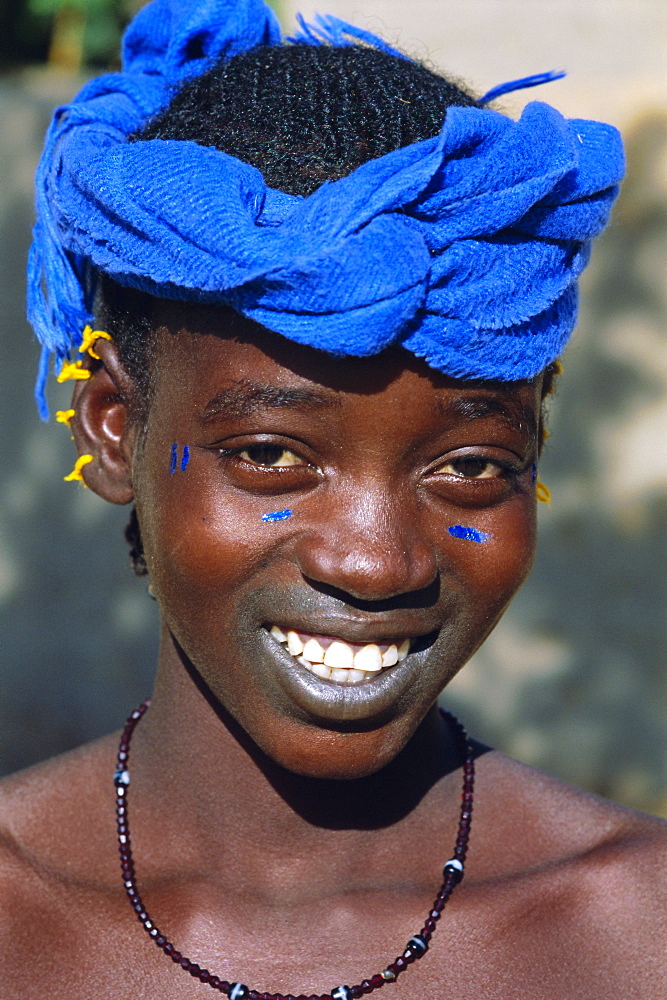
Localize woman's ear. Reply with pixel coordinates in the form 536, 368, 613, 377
68, 339, 139, 504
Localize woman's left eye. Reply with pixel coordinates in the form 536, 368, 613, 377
231, 444, 305, 468
434, 457, 505, 479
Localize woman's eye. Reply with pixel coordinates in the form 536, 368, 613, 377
436, 457, 503, 479
234, 444, 305, 468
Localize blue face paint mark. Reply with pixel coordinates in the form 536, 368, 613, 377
261, 509, 293, 523
181, 445, 190, 472
531, 462, 538, 485
448, 524, 491, 543
170, 442, 178, 474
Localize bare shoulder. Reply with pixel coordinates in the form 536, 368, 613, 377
0, 736, 121, 953
473, 748, 667, 893
0, 733, 117, 844
455, 749, 667, 997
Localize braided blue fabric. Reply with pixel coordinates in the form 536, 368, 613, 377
28, 0, 624, 418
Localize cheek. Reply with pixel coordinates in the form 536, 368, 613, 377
136, 456, 267, 600
443, 496, 537, 611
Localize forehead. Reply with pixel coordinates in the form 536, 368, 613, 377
148, 302, 541, 430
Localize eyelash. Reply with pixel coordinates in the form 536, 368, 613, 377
217, 444, 312, 472
433, 457, 518, 480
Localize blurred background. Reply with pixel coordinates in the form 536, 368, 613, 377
0, 0, 665, 815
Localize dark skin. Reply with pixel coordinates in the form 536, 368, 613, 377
0, 306, 665, 999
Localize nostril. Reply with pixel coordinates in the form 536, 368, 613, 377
302, 576, 441, 612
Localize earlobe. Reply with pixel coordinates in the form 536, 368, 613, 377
68, 340, 136, 505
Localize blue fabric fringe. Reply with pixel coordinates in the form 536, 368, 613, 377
286, 12, 407, 59
479, 70, 567, 106
27, 0, 624, 418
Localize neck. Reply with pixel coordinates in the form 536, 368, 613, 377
127, 627, 467, 892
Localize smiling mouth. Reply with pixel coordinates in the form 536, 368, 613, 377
268, 625, 411, 685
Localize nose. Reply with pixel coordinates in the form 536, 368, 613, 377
295, 481, 438, 603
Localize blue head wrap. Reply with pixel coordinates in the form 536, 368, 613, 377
28, 0, 624, 418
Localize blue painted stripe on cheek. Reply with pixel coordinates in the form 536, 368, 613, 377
261, 509, 293, 523
448, 524, 492, 543
181, 445, 190, 471
170, 442, 178, 474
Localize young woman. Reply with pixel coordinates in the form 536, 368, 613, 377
1, 2, 665, 997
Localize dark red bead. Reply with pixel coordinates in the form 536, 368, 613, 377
170, 950, 182, 963
179, 956, 191, 970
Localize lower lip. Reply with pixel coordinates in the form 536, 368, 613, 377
260, 630, 429, 724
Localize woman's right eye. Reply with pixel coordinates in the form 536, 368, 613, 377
230, 444, 306, 468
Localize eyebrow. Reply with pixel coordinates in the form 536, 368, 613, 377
200, 379, 336, 421
444, 395, 537, 435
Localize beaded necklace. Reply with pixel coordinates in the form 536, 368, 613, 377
115, 701, 474, 1000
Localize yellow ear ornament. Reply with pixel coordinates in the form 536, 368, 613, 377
57, 359, 90, 382
64, 453, 93, 486
536, 480, 551, 504
55, 408, 76, 427
79, 324, 112, 360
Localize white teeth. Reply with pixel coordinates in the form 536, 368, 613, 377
346, 669, 366, 684
287, 631, 304, 656
311, 661, 333, 680
269, 626, 413, 684
382, 644, 398, 667
323, 640, 354, 670
302, 637, 325, 663
353, 643, 383, 672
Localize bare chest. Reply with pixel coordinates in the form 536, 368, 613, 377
4, 876, 659, 1000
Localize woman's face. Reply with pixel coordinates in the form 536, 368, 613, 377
133, 307, 542, 778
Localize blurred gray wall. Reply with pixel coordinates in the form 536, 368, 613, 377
1, 0, 665, 816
